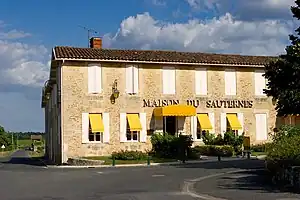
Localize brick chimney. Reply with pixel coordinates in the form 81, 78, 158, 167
90, 37, 102, 49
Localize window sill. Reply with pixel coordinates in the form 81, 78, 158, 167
121, 140, 140, 143
84, 141, 104, 144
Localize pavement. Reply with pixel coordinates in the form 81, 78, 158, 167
0, 150, 299, 200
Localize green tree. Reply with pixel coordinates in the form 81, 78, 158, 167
0, 125, 10, 147
264, 1, 300, 116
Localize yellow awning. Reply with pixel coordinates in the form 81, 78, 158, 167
127, 114, 142, 131
197, 114, 212, 131
89, 114, 104, 133
226, 113, 242, 130
153, 105, 196, 117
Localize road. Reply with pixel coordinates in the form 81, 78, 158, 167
0, 150, 299, 200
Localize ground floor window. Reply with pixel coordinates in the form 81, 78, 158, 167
88, 131, 103, 142
126, 130, 139, 141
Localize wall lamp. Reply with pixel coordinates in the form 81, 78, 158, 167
110, 79, 120, 104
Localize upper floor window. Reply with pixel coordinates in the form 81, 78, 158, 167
224, 69, 237, 96
195, 68, 208, 95
254, 70, 266, 96
126, 65, 139, 94
88, 64, 102, 94
162, 66, 176, 94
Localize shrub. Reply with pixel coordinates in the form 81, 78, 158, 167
193, 145, 234, 157
150, 133, 193, 159
266, 125, 300, 174
111, 150, 148, 160
250, 143, 271, 152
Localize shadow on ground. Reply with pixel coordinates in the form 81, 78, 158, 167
218, 170, 300, 194
1, 156, 46, 166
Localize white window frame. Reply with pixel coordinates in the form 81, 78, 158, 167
126, 113, 140, 142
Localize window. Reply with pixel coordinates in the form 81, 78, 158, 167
196, 121, 209, 140
126, 65, 139, 94
88, 131, 103, 142
126, 113, 142, 142
226, 113, 241, 136
196, 113, 213, 140
225, 69, 236, 95
195, 68, 207, 95
82, 113, 110, 144
254, 70, 266, 96
162, 66, 176, 94
88, 65, 102, 94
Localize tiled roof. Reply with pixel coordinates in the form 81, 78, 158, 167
53, 46, 276, 65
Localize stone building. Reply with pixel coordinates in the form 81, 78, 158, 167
41, 37, 277, 164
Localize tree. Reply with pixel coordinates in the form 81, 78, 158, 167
0, 125, 10, 147
264, 1, 300, 116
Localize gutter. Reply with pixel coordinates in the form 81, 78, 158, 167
53, 57, 265, 68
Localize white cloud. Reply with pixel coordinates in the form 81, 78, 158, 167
104, 12, 294, 56
151, 0, 166, 6
0, 29, 49, 87
185, 0, 296, 20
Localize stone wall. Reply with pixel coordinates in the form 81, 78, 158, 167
60, 61, 277, 161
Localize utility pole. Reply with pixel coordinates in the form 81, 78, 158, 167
78, 25, 99, 47
11, 132, 14, 150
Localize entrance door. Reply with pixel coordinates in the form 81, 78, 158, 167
164, 116, 177, 135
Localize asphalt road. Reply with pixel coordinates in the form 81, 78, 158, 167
0, 150, 299, 200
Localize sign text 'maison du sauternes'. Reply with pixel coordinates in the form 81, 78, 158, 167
142, 99, 253, 108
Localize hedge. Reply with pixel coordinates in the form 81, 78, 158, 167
111, 150, 148, 160
193, 145, 234, 157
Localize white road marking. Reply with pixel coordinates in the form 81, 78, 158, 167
182, 169, 264, 200
152, 174, 165, 177
97, 171, 104, 174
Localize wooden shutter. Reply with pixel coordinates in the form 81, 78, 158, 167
126, 65, 133, 93
133, 65, 139, 94
208, 112, 215, 134
255, 70, 266, 95
102, 113, 110, 143
190, 116, 197, 141
237, 113, 244, 135
195, 68, 207, 95
139, 113, 147, 142
220, 113, 227, 136
225, 69, 236, 95
95, 65, 102, 93
162, 66, 175, 94
82, 113, 89, 143
120, 113, 127, 142
88, 65, 96, 93
255, 113, 268, 140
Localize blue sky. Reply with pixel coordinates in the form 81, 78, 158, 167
0, 0, 298, 132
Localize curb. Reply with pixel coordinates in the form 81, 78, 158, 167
44, 157, 260, 169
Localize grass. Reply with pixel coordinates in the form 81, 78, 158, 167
0, 151, 12, 158
83, 156, 179, 165
17, 139, 32, 147
29, 151, 45, 158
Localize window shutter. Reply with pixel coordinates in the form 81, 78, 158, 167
237, 113, 244, 135
162, 66, 175, 94
255, 113, 268, 140
190, 116, 197, 141
220, 113, 227, 136
254, 70, 266, 96
139, 113, 147, 142
195, 68, 207, 95
102, 113, 110, 143
95, 65, 102, 93
208, 112, 215, 134
88, 66, 96, 93
126, 65, 133, 93
225, 69, 236, 95
120, 113, 127, 142
82, 113, 89, 143
133, 65, 139, 94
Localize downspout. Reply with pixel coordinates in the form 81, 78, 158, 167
60, 59, 65, 164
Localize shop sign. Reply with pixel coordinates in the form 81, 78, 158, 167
143, 99, 253, 108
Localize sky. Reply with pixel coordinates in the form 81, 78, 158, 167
0, 0, 298, 132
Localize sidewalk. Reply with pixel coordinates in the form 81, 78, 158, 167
44, 156, 264, 168
193, 169, 300, 200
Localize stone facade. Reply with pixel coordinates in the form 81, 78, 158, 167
44, 60, 278, 164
